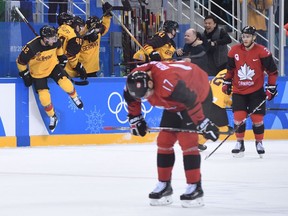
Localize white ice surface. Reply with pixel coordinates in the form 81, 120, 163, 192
0, 140, 287, 216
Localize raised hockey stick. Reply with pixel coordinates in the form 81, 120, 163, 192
15, 7, 88, 86
205, 97, 268, 160
100, 0, 148, 55
103, 126, 231, 135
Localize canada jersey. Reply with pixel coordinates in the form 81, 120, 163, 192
210, 69, 232, 108
226, 43, 277, 95
128, 61, 210, 124
16, 36, 62, 78
133, 31, 176, 61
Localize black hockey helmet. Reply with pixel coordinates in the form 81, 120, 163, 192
127, 71, 150, 98
57, 12, 74, 26
86, 16, 102, 29
163, 20, 179, 33
72, 15, 85, 28
241, 26, 256, 35
40, 25, 57, 39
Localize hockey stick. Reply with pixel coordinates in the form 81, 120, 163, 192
103, 126, 231, 135
225, 107, 288, 111
113, 54, 206, 66
205, 97, 267, 160
15, 7, 38, 36
15, 7, 88, 86
100, 0, 148, 55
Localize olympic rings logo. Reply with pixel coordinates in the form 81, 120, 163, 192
107, 91, 154, 124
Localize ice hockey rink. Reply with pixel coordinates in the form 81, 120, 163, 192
0, 140, 287, 216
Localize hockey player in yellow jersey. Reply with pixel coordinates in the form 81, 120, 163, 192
57, 12, 87, 80
133, 20, 179, 62
16, 25, 84, 132
79, 2, 112, 77
198, 69, 233, 151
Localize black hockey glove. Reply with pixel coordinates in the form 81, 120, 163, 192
74, 62, 87, 80
197, 118, 219, 142
129, 114, 147, 137
102, 2, 113, 16
84, 31, 99, 43
149, 51, 161, 61
58, 55, 68, 68
222, 79, 232, 95
19, 69, 33, 87
265, 84, 278, 101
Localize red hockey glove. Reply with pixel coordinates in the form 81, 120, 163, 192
265, 84, 278, 101
222, 79, 232, 95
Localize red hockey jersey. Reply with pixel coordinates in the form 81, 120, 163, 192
225, 43, 278, 95
125, 61, 210, 124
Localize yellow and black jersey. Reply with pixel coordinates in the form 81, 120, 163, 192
133, 31, 176, 61
79, 16, 111, 73
57, 24, 83, 76
210, 69, 232, 108
16, 36, 63, 78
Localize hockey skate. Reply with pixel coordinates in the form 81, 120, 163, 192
71, 96, 84, 110
255, 141, 265, 158
149, 181, 173, 206
49, 114, 58, 132
198, 144, 207, 151
232, 140, 245, 158
180, 182, 204, 208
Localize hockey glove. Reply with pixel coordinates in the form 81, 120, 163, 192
74, 62, 87, 80
58, 55, 68, 68
129, 114, 147, 137
222, 79, 232, 95
149, 51, 161, 61
102, 2, 113, 16
265, 84, 278, 101
197, 118, 219, 142
19, 69, 33, 87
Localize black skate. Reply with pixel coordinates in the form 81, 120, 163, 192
149, 181, 173, 206
71, 96, 84, 110
198, 144, 207, 151
255, 141, 265, 158
49, 114, 58, 132
180, 182, 204, 207
232, 140, 245, 158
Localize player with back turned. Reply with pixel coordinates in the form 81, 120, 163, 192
133, 20, 179, 62
222, 26, 278, 158
16, 25, 84, 132
79, 2, 113, 77
124, 61, 220, 207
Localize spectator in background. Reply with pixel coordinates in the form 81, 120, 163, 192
240, 0, 273, 46
176, 28, 210, 74
48, 0, 68, 23
201, 15, 232, 76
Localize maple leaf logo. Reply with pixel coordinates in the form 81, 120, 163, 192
238, 64, 255, 80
